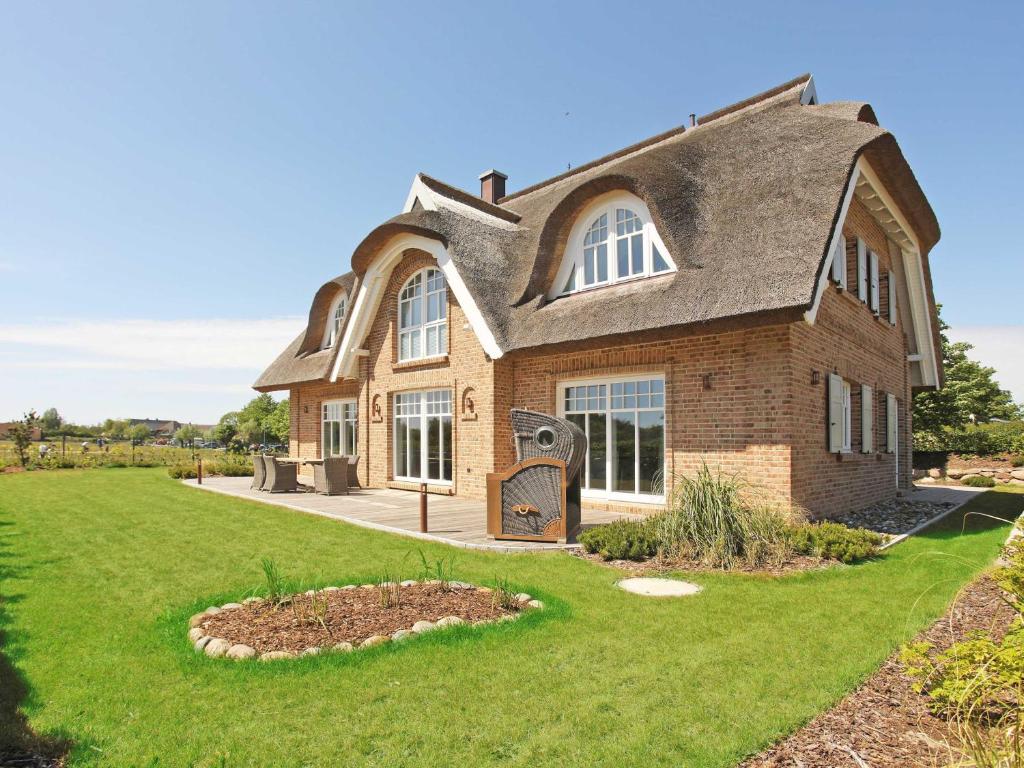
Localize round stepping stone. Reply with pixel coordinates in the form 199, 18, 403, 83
616, 577, 701, 597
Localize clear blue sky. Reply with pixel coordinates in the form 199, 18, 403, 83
2, 1, 1021, 423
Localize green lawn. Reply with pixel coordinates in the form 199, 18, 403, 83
0, 470, 1021, 767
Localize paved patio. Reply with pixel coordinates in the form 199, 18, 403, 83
183, 476, 635, 552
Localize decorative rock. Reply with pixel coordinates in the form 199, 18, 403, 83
947, 468, 965, 479
360, 584, 376, 590
220, 602, 243, 611
304, 589, 316, 596
450, 581, 473, 590
400, 580, 418, 587
514, 593, 532, 603
341, 585, 357, 590
435, 616, 465, 627
832, 497, 956, 535
476, 586, 493, 594
193, 636, 213, 651
204, 638, 231, 658
361, 634, 389, 648
301, 647, 321, 657
1012, 469, 1024, 481
497, 613, 518, 622
242, 596, 262, 605
226, 644, 257, 660
527, 600, 544, 609
332, 641, 354, 653
391, 629, 414, 641
927, 467, 943, 479
411, 620, 436, 633
188, 613, 209, 629
188, 627, 206, 644
323, 586, 341, 592
617, 577, 702, 597
917, 476, 936, 484
260, 650, 295, 661
204, 606, 222, 615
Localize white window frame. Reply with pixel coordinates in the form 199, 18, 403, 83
550, 192, 676, 299
869, 250, 880, 314
556, 373, 667, 503
841, 380, 852, 453
321, 292, 348, 349
392, 389, 452, 485
322, 399, 357, 458
398, 268, 448, 363
831, 235, 847, 290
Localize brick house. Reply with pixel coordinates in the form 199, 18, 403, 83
255, 74, 943, 518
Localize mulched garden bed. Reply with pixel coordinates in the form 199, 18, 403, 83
195, 583, 523, 655
739, 574, 1018, 768
569, 549, 831, 576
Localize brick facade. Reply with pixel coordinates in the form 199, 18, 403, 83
288, 201, 916, 518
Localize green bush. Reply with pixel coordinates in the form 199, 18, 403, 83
207, 458, 252, 477
167, 464, 197, 480
1012, 455, 1024, 468
789, 521, 883, 564
915, 420, 1024, 456
578, 519, 658, 561
962, 474, 997, 488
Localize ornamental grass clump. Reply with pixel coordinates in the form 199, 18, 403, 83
656, 463, 795, 569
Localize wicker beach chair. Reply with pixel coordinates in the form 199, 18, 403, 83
251, 454, 266, 491
264, 456, 298, 493
313, 456, 349, 495
487, 409, 586, 543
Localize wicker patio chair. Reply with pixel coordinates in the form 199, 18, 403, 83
264, 456, 298, 493
251, 454, 266, 491
313, 456, 349, 496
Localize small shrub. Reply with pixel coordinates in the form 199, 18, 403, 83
167, 463, 197, 479
578, 518, 658, 561
962, 475, 997, 488
260, 557, 286, 606
1012, 455, 1024, 468
789, 521, 882, 564
491, 577, 519, 610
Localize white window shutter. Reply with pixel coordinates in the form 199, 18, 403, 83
869, 251, 880, 313
857, 239, 868, 302
831, 235, 847, 288
886, 393, 897, 453
828, 373, 844, 453
861, 384, 873, 453
887, 270, 897, 324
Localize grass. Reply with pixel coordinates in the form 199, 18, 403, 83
0, 470, 1021, 767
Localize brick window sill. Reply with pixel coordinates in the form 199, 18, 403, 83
392, 355, 449, 372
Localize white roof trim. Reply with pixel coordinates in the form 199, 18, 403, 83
401, 174, 518, 230
329, 233, 503, 382
800, 76, 818, 106
804, 163, 860, 324
402, 175, 440, 214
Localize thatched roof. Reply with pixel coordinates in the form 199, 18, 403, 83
256, 74, 941, 390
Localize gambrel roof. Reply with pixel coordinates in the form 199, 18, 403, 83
255, 74, 942, 391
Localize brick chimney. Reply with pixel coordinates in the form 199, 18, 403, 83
479, 169, 507, 204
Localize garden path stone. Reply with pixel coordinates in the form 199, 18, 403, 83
617, 577, 702, 597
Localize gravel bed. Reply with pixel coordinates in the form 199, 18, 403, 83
831, 498, 955, 536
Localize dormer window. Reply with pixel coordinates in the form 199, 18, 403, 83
322, 293, 348, 349
553, 192, 675, 297
398, 268, 447, 362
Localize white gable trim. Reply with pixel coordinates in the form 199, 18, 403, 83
804, 163, 861, 324
402, 175, 440, 213
329, 234, 503, 382
402, 174, 518, 229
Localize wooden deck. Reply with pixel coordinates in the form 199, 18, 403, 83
182, 476, 635, 552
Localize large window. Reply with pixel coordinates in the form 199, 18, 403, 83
322, 293, 347, 349
561, 376, 665, 500
394, 390, 452, 483
558, 194, 673, 296
398, 268, 447, 362
322, 400, 357, 457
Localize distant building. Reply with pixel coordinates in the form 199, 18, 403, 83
0, 423, 43, 441
128, 419, 182, 438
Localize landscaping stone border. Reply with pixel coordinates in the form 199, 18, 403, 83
186, 581, 545, 661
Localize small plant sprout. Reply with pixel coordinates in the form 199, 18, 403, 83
260, 557, 287, 607
491, 578, 519, 611
416, 549, 455, 591
309, 588, 329, 632
377, 570, 402, 609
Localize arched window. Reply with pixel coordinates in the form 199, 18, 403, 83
398, 268, 447, 361
322, 293, 347, 349
556, 193, 674, 296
